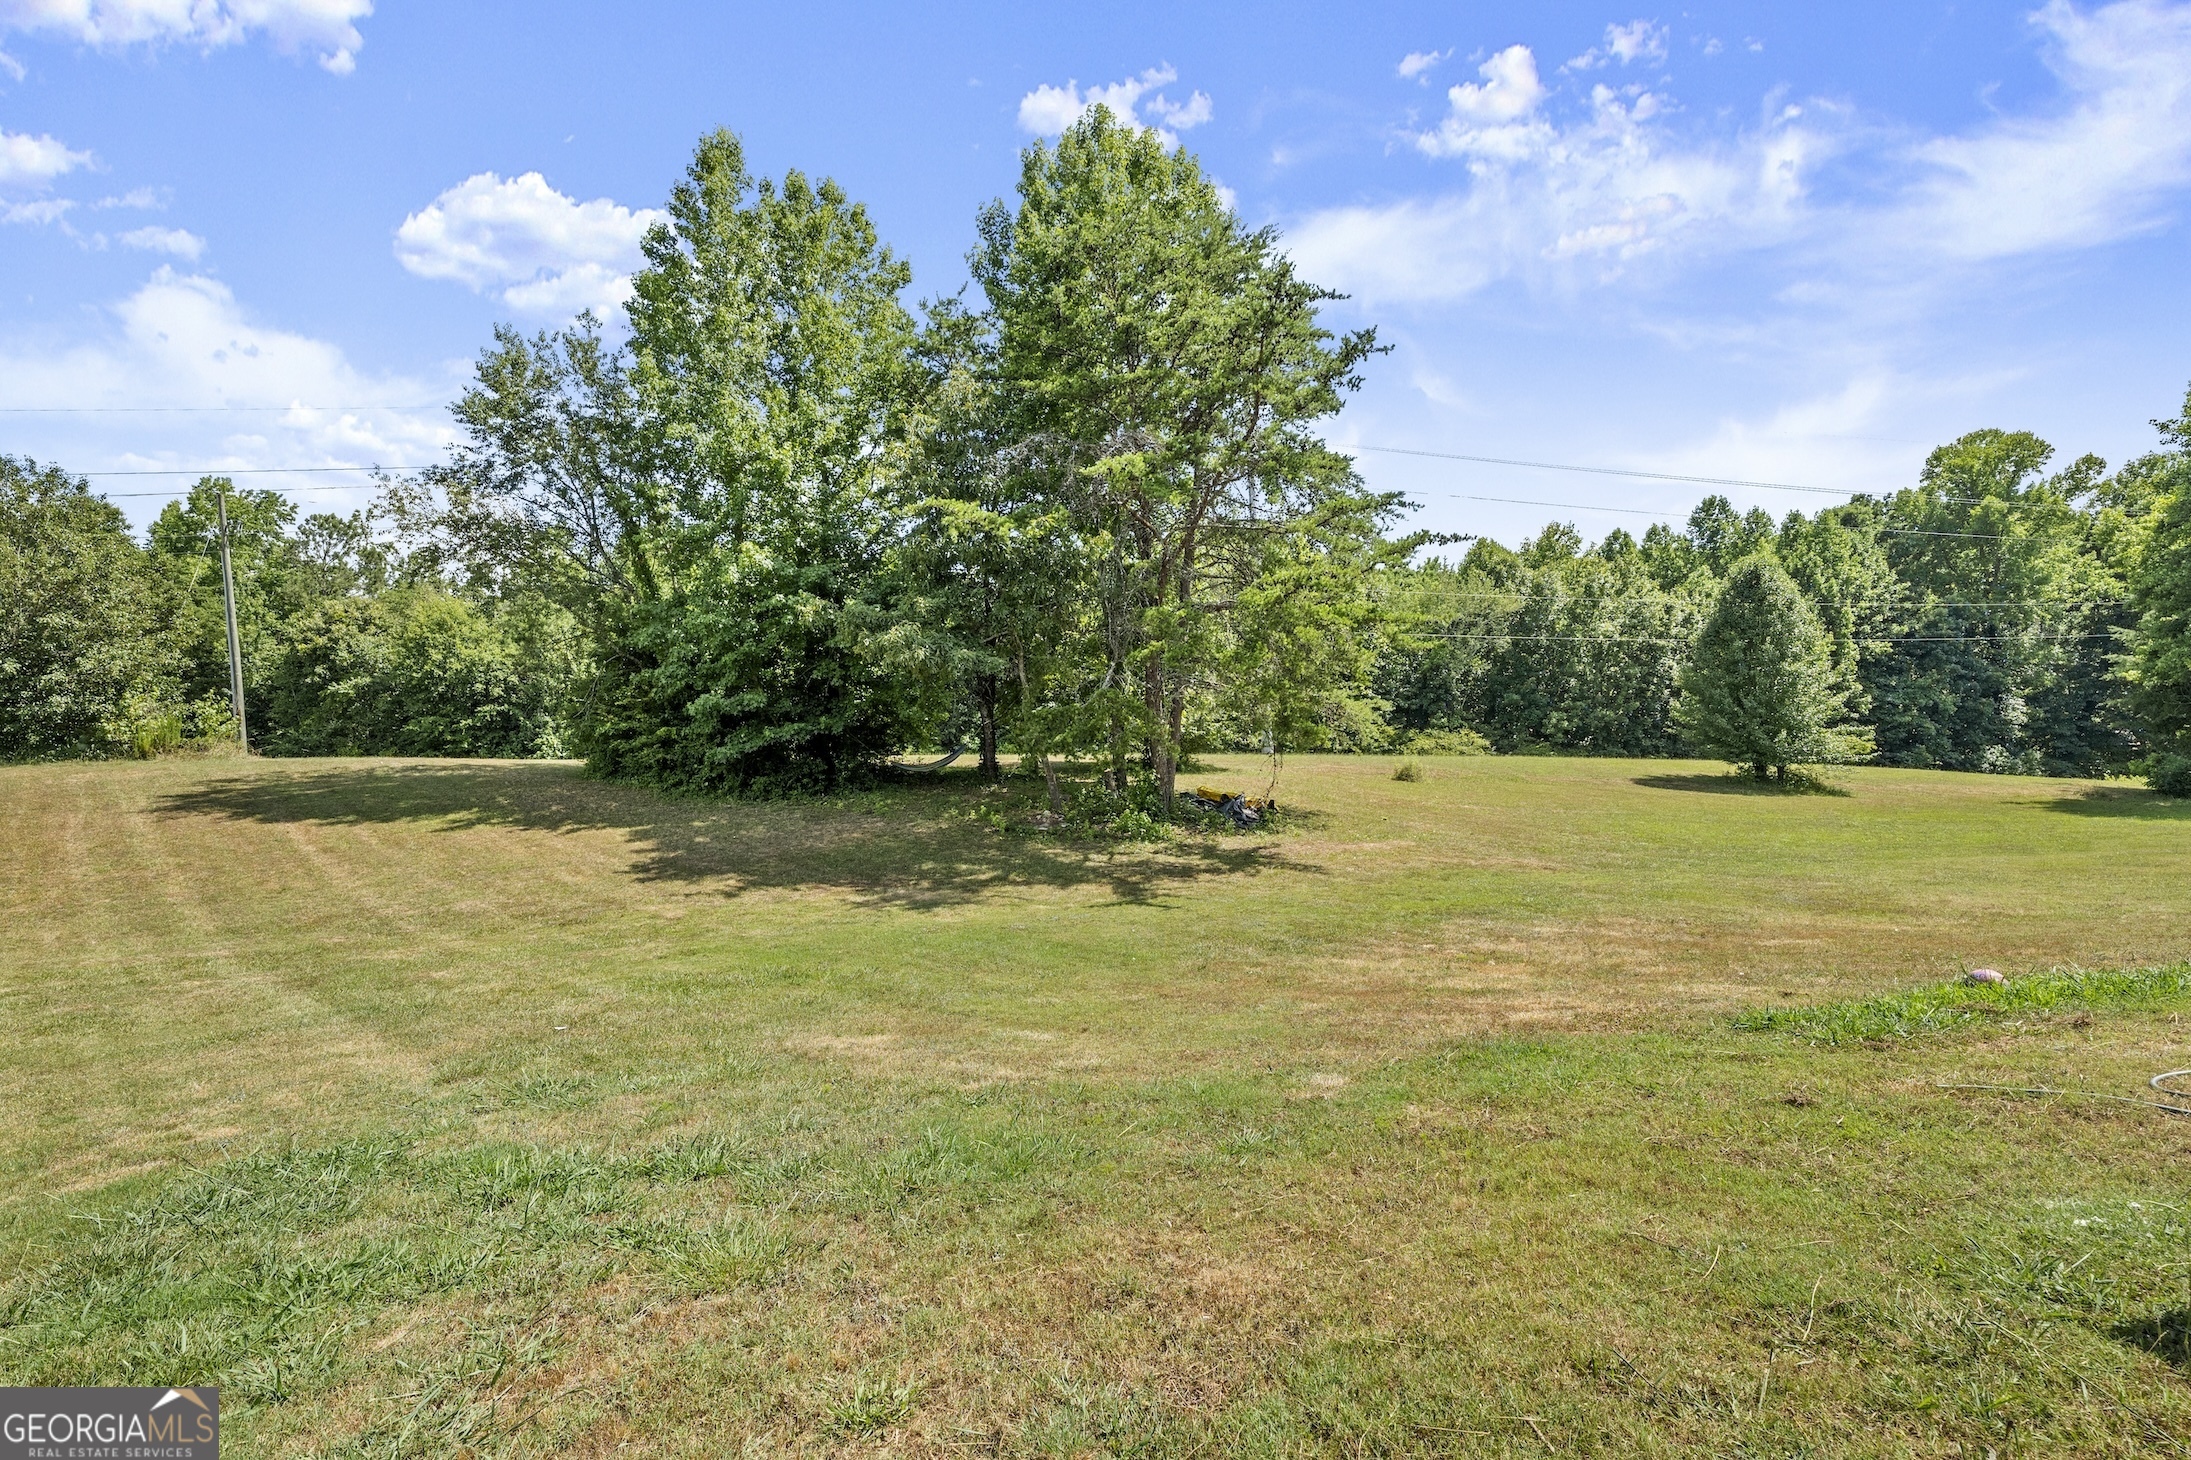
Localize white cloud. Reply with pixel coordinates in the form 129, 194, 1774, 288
1415, 45, 1552, 161
1891, 0, 2191, 260
0, 127, 91, 185
1291, 1, 2191, 307
0, 45, 23, 78
1443, 45, 1546, 123
393, 171, 663, 319
1571, 20, 1670, 70
0, 0, 372, 73
2, 195, 70, 224
1397, 48, 1449, 82
1016, 64, 1214, 147
0, 268, 456, 503
119, 223, 203, 257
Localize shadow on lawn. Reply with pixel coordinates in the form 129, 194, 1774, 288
154, 762, 1305, 911
1630, 773, 1842, 797
2113, 1309, 2191, 1372
2033, 786, 2191, 820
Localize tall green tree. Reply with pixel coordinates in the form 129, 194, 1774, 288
148, 477, 302, 727
972, 108, 1404, 809
1865, 431, 2116, 773
1677, 557, 1868, 780
893, 298, 1091, 794
2122, 388, 2191, 792
1376, 532, 1700, 756
0, 458, 177, 759
438, 131, 923, 792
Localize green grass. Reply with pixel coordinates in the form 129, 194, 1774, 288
1738, 963, 2191, 1044
2, 754, 2190, 1455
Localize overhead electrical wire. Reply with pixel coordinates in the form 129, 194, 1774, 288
0, 404, 444, 414
21, 417, 2045, 531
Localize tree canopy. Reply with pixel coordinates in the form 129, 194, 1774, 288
8, 123, 2191, 804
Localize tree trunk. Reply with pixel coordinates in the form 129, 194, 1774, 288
1041, 756, 1063, 815
1144, 660, 1172, 818
1160, 692, 1186, 811
975, 673, 999, 781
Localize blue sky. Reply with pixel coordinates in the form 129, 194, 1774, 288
2, 0, 2188, 545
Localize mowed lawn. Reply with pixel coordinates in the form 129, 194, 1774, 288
3, 753, 2190, 1456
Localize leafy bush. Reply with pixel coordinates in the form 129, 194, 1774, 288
2148, 753, 2191, 798
265, 589, 561, 757
1062, 782, 1169, 841
1400, 727, 1491, 756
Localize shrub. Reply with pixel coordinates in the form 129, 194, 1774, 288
1391, 758, 1422, 782
1401, 727, 1491, 756
2149, 753, 2191, 798
265, 589, 559, 758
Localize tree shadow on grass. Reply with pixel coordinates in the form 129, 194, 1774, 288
153, 761, 1313, 911
2032, 786, 2191, 820
2112, 1310, 2191, 1371
1630, 773, 1847, 797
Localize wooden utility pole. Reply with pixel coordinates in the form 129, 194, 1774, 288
215, 489, 249, 752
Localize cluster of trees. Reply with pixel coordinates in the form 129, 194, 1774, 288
0, 462, 582, 761
1377, 423, 2191, 788
5, 115, 2191, 799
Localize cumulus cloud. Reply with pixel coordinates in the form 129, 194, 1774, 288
1397, 48, 1449, 82
394, 171, 663, 318
0, 0, 372, 73
0, 267, 456, 496
1016, 64, 1214, 146
1415, 44, 1552, 160
119, 223, 203, 257
0, 127, 91, 185
1569, 20, 1669, 70
1289, 0, 2191, 307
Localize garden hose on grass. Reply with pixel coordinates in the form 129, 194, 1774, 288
1935, 1070, 2191, 1117
2150, 1069, 2191, 1111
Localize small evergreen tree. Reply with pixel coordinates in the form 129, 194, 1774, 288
1677, 556, 1869, 781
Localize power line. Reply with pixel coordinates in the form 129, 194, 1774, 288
1359, 443, 2014, 507
1361, 444, 1853, 497
1404, 490, 2014, 540
0, 404, 444, 414
77, 465, 409, 477
100, 483, 388, 499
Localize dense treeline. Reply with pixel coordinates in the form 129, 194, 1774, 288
5, 114, 2190, 800
1376, 423, 2189, 787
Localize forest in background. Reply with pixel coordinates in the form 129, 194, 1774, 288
6, 114, 2191, 802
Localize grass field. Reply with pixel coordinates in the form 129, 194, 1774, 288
3, 753, 2190, 1456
